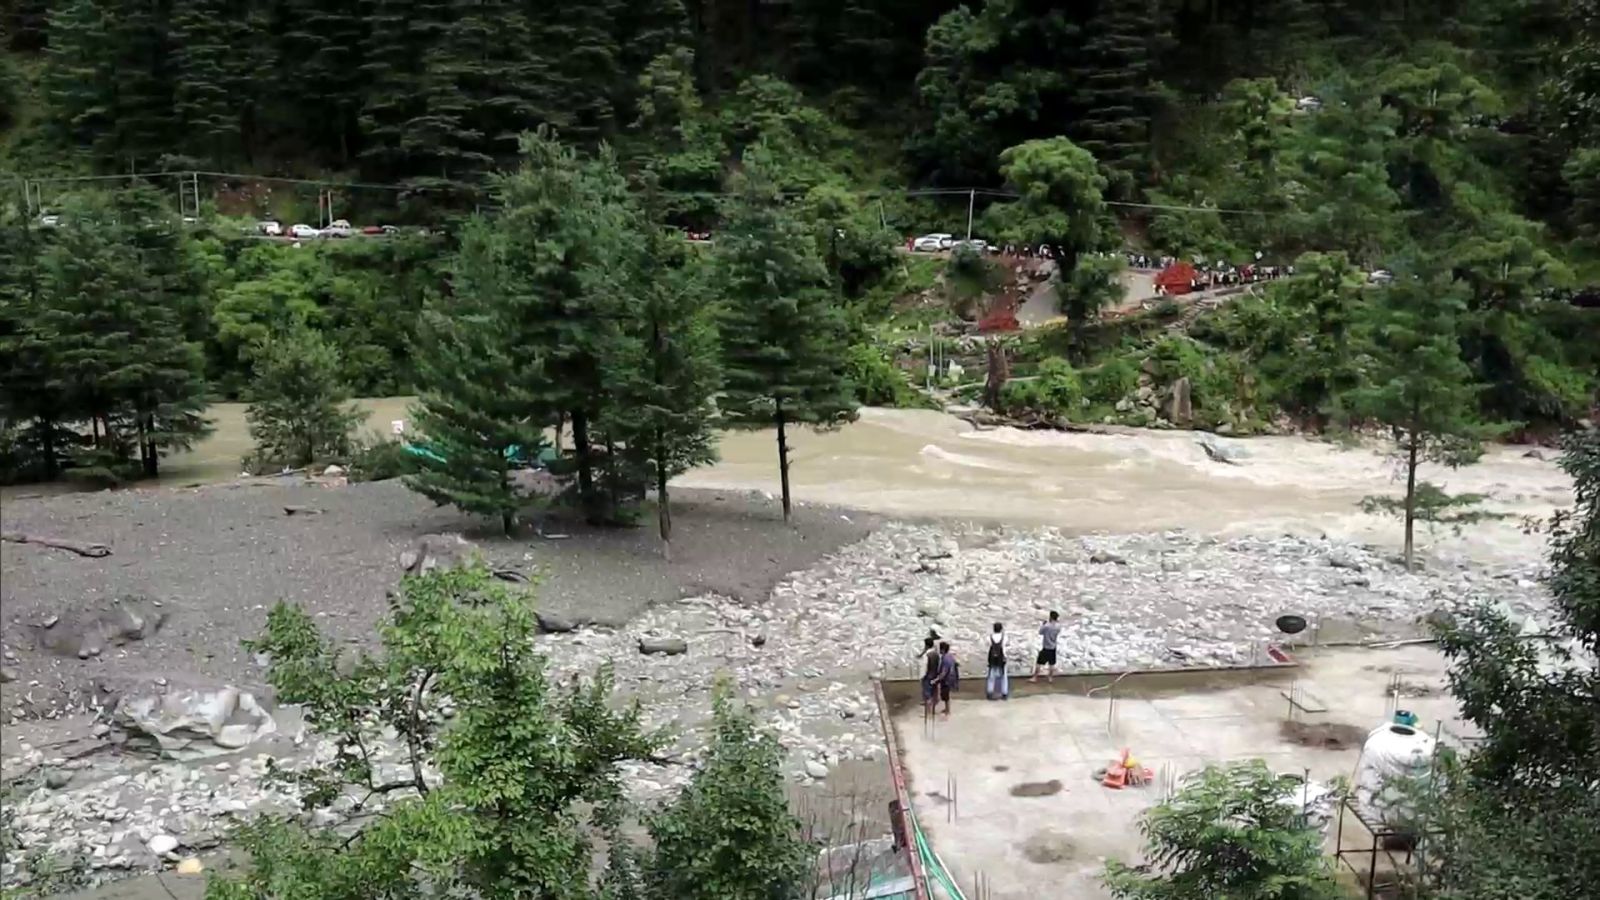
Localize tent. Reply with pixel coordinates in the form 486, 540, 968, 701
1154, 261, 1199, 295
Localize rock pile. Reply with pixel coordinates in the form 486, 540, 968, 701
1, 524, 1550, 891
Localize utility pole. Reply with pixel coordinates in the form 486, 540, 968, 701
966, 189, 975, 241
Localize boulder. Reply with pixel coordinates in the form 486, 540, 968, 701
32, 595, 167, 660
638, 637, 688, 656
1162, 377, 1193, 425
1197, 435, 1248, 465
535, 613, 580, 634
0, 665, 16, 683
110, 680, 277, 760
322, 464, 345, 477
805, 760, 830, 779
398, 533, 484, 577
147, 834, 178, 856
1089, 551, 1127, 566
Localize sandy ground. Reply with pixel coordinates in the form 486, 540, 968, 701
0, 482, 875, 717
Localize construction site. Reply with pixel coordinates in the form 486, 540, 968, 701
868, 641, 1467, 900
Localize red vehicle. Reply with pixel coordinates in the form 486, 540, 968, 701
361, 225, 384, 235
1155, 261, 1199, 296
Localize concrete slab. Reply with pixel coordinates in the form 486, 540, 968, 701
889, 645, 1471, 900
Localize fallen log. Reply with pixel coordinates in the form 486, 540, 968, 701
1, 531, 112, 558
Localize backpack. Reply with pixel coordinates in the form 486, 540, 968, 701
987, 638, 1005, 667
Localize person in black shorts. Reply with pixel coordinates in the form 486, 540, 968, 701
919, 634, 940, 715
1032, 611, 1061, 682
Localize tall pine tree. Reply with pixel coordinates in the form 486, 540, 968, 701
405, 218, 550, 534
601, 199, 721, 553
715, 147, 857, 523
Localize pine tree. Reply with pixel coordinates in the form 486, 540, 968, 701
277, 0, 369, 165
493, 129, 629, 517
614, 0, 690, 124
1071, 0, 1161, 197
245, 327, 366, 470
531, 0, 622, 143
404, 219, 550, 534
171, 0, 249, 162
602, 212, 721, 553
715, 147, 858, 523
0, 201, 70, 480
34, 191, 211, 479
1344, 272, 1499, 570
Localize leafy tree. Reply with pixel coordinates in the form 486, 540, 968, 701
716, 147, 859, 523
209, 566, 661, 899
982, 137, 1119, 361
1103, 760, 1343, 900
1423, 427, 1600, 899
0, 199, 70, 481
1344, 273, 1499, 570
1281, 87, 1403, 265
404, 219, 550, 534
646, 691, 813, 899
602, 219, 722, 553
244, 326, 366, 470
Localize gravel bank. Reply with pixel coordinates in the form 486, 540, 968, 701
2, 518, 1551, 892
0, 479, 877, 719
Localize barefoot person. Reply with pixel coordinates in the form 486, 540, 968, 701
985, 622, 1010, 700
1031, 611, 1061, 682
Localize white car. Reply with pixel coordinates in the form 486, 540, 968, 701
37, 214, 60, 228
322, 219, 353, 238
1295, 95, 1323, 112
289, 223, 320, 239
258, 220, 283, 236
1367, 269, 1394, 285
951, 239, 990, 254
912, 233, 954, 252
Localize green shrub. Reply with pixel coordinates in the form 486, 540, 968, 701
1001, 358, 1084, 418
1084, 357, 1138, 405
845, 343, 935, 409
348, 436, 420, 482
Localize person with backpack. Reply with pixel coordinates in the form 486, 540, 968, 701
985, 622, 1010, 700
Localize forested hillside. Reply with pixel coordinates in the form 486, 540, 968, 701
2, 0, 1598, 489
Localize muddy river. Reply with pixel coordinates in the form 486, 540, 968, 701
5, 402, 1570, 564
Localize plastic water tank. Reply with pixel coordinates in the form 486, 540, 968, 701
1354, 722, 1436, 827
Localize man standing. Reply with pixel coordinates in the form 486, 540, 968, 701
985, 622, 1009, 700
919, 634, 940, 716
935, 641, 957, 717
1031, 611, 1061, 683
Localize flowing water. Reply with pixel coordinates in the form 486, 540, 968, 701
6, 403, 1570, 564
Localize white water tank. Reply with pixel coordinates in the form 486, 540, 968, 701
1354, 722, 1436, 827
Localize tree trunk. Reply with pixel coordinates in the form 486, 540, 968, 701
40, 417, 59, 480
1403, 430, 1419, 572
656, 435, 672, 560
571, 409, 596, 519
776, 401, 792, 524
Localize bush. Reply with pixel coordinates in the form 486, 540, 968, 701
347, 436, 420, 482
1001, 358, 1084, 418
1084, 357, 1138, 406
243, 327, 366, 470
1103, 760, 1344, 900
845, 343, 933, 408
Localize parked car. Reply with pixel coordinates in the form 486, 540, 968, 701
1295, 95, 1323, 112
361, 225, 384, 235
37, 214, 60, 228
1367, 269, 1394, 285
951, 238, 990, 254
380, 225, 399, 235
323, 219, 353, 238
912, 233, 954, 252
258, 220, 283, 236
289, 223, 320, 239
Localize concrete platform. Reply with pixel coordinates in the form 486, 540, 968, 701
887, 645, 1467, 899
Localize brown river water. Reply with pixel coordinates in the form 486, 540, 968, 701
4, 401, 1571, 565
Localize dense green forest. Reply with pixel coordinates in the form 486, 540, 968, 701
2, 0, 1598, 489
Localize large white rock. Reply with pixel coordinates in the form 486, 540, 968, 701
112, 684, 277, 760
147, 834, 178, 855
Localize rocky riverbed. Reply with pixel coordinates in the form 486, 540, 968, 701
1, 521, 1550, 892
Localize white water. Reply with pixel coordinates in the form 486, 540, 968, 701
680, 408, 1573, 565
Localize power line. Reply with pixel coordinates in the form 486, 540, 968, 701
13, 168, 1285, 216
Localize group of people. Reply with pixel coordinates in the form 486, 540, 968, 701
1154, 260, 1295, 295
918, 611, 1065, 716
